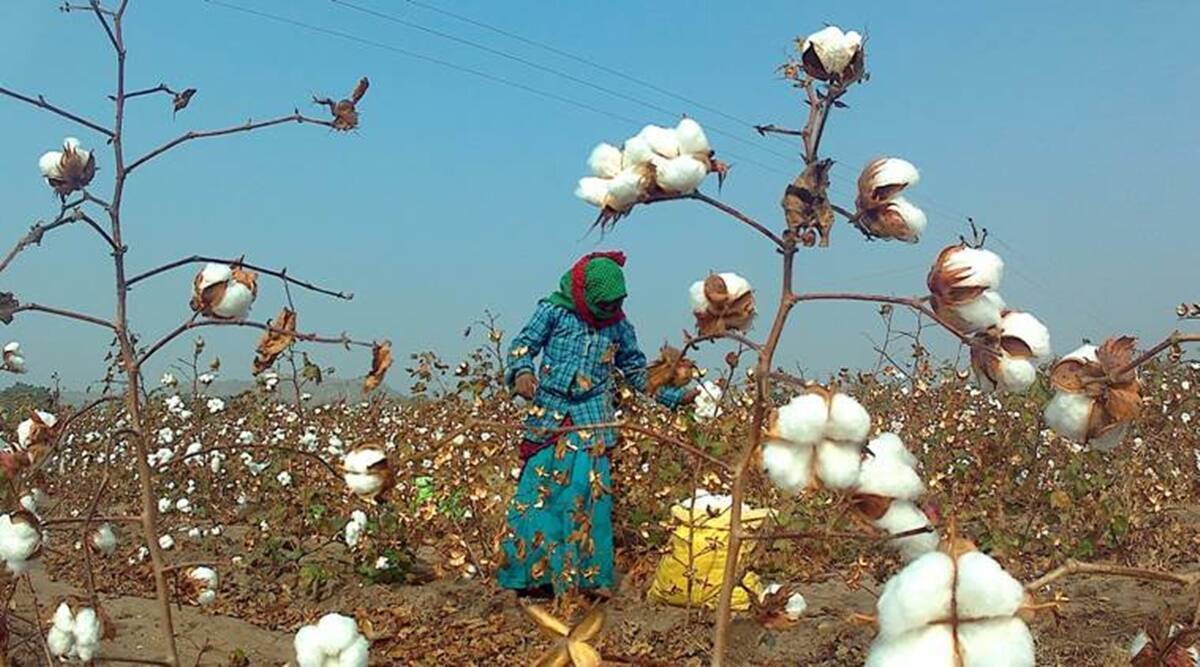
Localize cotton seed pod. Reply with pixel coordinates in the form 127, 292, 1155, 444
798, 25, 865, 83
654, 155, 708, 195
689, 272, 755, 336
38, 137, 96, 197
342, 445, 394, 503
46, 599, 112, 663
575, 176, 610, 208
293, 613, 370, 667
874, 500, 939, 561
621, 135, 655, 169
0, 511, 44, 574
762, 387, 872, 492
1044, 338, 1141, 451
190, 263, 258, 320
606, 165, 653, 211
587, 143, 622, 178
693, 380, 723, 422
970, 310, 1052, 393
856, 158, 920, 210
927, 244, 1004, 309
676, 117, 711, 155
854, 433, 925, 501
646, 345, 696, 397
3, 341, 26, 373
861, 197, 928, 243
761, 440, 815, 492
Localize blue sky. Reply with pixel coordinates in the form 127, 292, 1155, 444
2, 1, 1197, 389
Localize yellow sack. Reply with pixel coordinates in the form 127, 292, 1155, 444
646, 498, 771, 610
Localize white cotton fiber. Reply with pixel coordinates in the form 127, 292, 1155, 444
957, 617, 1035, 667
951, 290, 1006, 333
866, 432, 917, 469
676, 117, 710, 155
621, 135, 655, 168
344, 448, 386, 473
716, 272, 752, 299
866, 625, 957, 667
587, 143, 622, 178
867, 158, 920, 192
954, 551, 1026, 619
943, 247, 1004, 290
72, 608, 101, 661
688, 279, 709, 313
606, 167, 646, 209
39, 151, 63, 178
857, 445, 924, 500
212, 282, 254, 320
336, 636, 370, 667
638, 124, 680, 158
197, 263, 232, 292
888, 196, 927, 240
1128, 630, 1150, 658
761, 441, 813, 493
655, 155, 708, 194
805, 26, 863, 79
875, 551, 955, 639
815, 440, 863, 490
1043, 391, 1093, 442
994, 357, 1037, 393
575, 176, 610, 207
826, 393, 871, 443
1063, 343, 1099, 364
294, 625, 325, 667
876, 500, 939, 561
775, 393, 829, 446
1000, 311, 1052, 360
317, 613, 361, 655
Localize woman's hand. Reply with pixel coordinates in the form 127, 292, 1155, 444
514, 372, 538, 400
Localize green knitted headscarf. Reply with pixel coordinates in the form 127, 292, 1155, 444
545, 251, 628, 328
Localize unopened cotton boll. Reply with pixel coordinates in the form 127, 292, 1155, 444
955, 551, 1027, 619
875, 551, 956, 639
875, 500, 939, 561
815, 440, 862, 489
637, 124, 680, 158
956, 617, 1035, 667
761, 441, 813, 493
866, 624, 957, 667
773, 393, 829, 446
587, 143, 622, 178
675, 117, 711, 155
654, 155, 708, 194
826, 393, 871, 443
575, 176, 610, 208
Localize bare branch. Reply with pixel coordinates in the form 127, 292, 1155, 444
127, 255, 353, 300
12, 303, 116, 330
0, 86, 115, 137
109, 84, 172, 101
137, 317, 373, 367
125, 112, 336, 174
89, 0, 121, 52
753, 123, 805, 137
1026, 559, 1200, 592
791, 291, 982, 349
0, 202, 84, 275
689, 192, 786, 248
682, 331, 763, 355
1113, 330, 1200, 377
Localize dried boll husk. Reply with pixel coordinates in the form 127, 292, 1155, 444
342, 444, 395, 503
971, 310, 1052, 393
935, 289, 1006, 334
781, 159, 835, 246
313, 77, 369, 131
861, 196, 927, 243
797, 26, 866, 83
1044, 337, 1142, 450
856, 158, 919, 209
927, 244, 1004, 307
690, 273, 755, 336
646, 345, 696, 397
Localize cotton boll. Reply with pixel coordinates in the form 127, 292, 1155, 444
335, 635, 370, 667
693, 381, 723, 422
1043, 391, 1093, 442
53, 602, 75, 633
675, 117, 710, 155
654, 155, 707, 194
955, 551, 1026, 619
716, 272, 752, 299
575, 177, 610, 208
688, 279, 710, 314
861, 158, 920, 194
1000, 311, 1052, 360
949, 290, 1006, 333
638, 124, 680, 158
942, 247, 1004, 290
294, 625, 326, 667
0, 513, 42, 572
774, 393, 829, 446
39, 151, 63, 179
621, 135, 655, 168
587, 143, 622, 178
316, 613, 362, 655
197, 263, 233, 292
1063, 343, 1099, 364
47, 625, 74, 657
866, 625, 957, 667
804, 26, 864, 81
857, 447, 924, 501
875, 500, 938, 561
92, 523, 117, 555
866, 432, 917, 468
956, 617, 1035, 667
72, 608, 102, 661
212, 281, 254, 319
606, 167, 647, 210
826, 393, 870, 443
993, 357, 1037, 393
815, 440, 862, 490
886, 196, 927, 241
875, 551, 955, 639
761, 441, 813, 493
784, 593, 807, 619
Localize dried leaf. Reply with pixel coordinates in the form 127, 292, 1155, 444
172, 88, 197, 114
647, 345, 694, 396
363, 341, 393, 394
251, 307, 297, 375
0, 292, 19, 325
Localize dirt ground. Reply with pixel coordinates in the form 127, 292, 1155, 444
15, 555, 1196, 666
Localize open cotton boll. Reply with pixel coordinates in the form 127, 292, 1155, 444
857, 447, 924, 501
1043, 391, 1093, 442
92, 523, 117, 555
190, 567, 219, 591
826, 393, 871, 443
587, 143, 622, 178
955, 551, 1026, 619
316, 613, 364, 656
72, 608, 102, 661
941, 247, 1004, 290
39, 151, 63, 179
774, 393, 829, 446
654, 155, 708, 194
866, 432, 917, 468
693, 381, 723, 422
1000, 311, 1052, 360
688, 279, 709, 314
197, 263, 233, 292
638, 124, 680, 158
866, 625, 957, 667
762, 441, 813, 493
949, 290, 1006, 333
979, 357, 1037, 394
606, 167, 647, 210
211, 281, 254, 319
876, 551, 956, 639
621, 135, 655, 168
0, 513, 42, 573
294, 624, 326, 667
876, 500, 938, 561
803, 26, 864, 81
48, 603, 76, 657
717, 272, 752, 299
956, 617, 1035, 667
815, 440, 862, 490
675, 117, 710, 155
17, 410, 58, 448
575, 176, 610, 208
1062, 343, 1099, 364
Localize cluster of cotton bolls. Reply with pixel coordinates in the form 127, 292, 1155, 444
47, 601, 103, 662
576, 118, 724, 215
865, 540, 1035, 666
190, 263, 258, 320
39, 137, 96, 197
850, 433, 939, 561
1043, 338, 1141, 451
689, 272, 755, 336
293, 613, 370, 667
761, 386, 872, 492
0, 512, 43, 573
2, 341, 26, 373
927, 244, 1052, 394
854, 158, 927, 243
342, 444, 394, 503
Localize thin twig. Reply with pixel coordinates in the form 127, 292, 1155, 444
753, 124, 805, 137
0, 86, 115, 137
12, 303, 116, 330
125, 112, 336, 174
126, 254, 353, 299
689, 192, 785, 249
137, 317, 371, 367
1025, 559, 1200, 592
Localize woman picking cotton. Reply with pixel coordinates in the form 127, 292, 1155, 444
497, 251, 698, 598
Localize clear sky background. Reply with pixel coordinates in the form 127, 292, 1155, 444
1, 1, 1197, 390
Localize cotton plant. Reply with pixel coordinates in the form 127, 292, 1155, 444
189, 262, 258, 320
927, 244, 1006, 333
342, 445, 394, 504
0, 511, 43, 573
576, 117, 727, 222
761, 386, 872, 492
689, 272, 756, 336
293, 613, 370, 667
854, 157, 927, 242
1044, 337, 1142, 451
38, 137, 96, 197
850, 433, 939, 561
865, 539, 1037, 666
2, 342, 26, 373
47, 601, 105, 663
970, 310, 1052, 394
